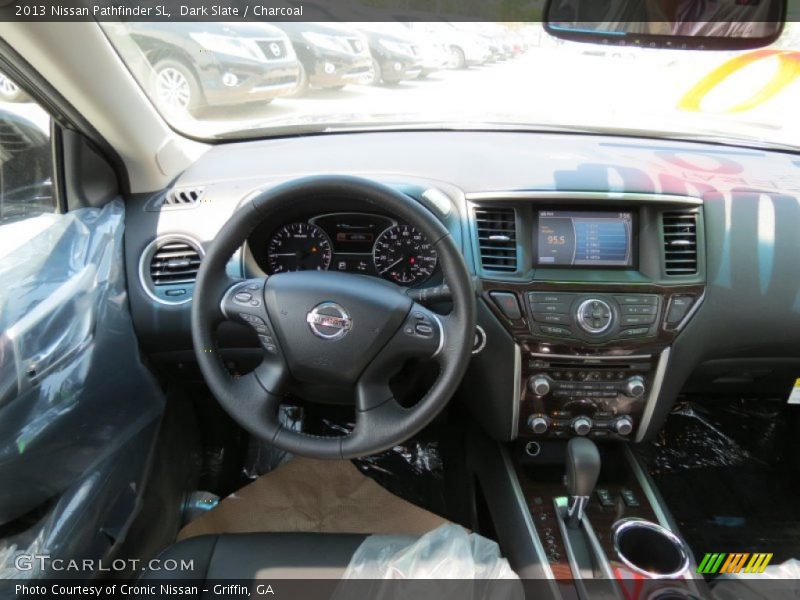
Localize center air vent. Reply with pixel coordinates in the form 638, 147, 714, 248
662, 211, 698, 276
474, 207, 518, 272
139, 236, 204, 304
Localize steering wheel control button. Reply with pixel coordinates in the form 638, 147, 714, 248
234, 292, 253, 304
489, 291, 522, 320
240, 313, 264, 325
576, 299, 613, 334
415, 323, 434, 337
306, 302, 352, 340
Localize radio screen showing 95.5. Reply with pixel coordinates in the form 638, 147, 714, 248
536, 210, 633, 267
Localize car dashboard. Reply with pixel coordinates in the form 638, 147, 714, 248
123, 129, 800, 446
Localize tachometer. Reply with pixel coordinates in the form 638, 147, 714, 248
266, 222, 332, 274
373, 224, 437, 286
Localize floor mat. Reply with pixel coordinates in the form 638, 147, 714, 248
178, 456, 449, 541
634, 399, 800, 568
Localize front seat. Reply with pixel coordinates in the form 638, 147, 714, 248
141, 533, 370, 581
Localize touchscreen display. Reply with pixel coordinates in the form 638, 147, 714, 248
537, 211, 634, 267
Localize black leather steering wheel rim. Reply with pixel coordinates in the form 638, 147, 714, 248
192, 175, 476, 459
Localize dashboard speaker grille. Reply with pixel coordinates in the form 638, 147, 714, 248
475, 207, 518, 272
663, 211, 698, 275
149, 241, 202, 286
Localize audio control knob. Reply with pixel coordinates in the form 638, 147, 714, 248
528, 415, 550, 435
572, 416, 592, 436
614, 416, 634, 436
625, 376, 646, 398
576, 298, 614, 334
529, 375, 551, 396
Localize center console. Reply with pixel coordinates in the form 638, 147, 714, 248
466, 192, 708, 599
467, 192, 706, 443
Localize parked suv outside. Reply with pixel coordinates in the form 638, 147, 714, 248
274, 22, 372, 94
395, 22, 454, 77
121, 22, 300, 115
355, 23, 424, 84
421, 22, 492, 68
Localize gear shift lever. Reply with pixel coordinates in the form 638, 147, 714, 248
565, 437, 601, 528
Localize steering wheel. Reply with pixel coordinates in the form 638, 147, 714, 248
192, 176, 476, 459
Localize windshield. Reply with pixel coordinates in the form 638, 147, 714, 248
101, 19, 800, 149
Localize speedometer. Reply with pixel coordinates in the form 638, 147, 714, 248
266, 223, 332, 274
373, 224, 437, 286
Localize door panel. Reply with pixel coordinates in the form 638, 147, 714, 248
0, 194, 164, 575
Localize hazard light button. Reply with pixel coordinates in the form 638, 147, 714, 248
489, 292, 522, 320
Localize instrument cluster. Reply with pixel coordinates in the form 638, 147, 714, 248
251, 212, 439, 287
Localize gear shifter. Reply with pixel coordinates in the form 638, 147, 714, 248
565, 437, 601, 528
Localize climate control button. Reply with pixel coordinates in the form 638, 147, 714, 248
572, 416, 593, 436
624, 376, 646, 398
528, 415, 550, 435
614, 416, 634, 436
529, 375, 551, 396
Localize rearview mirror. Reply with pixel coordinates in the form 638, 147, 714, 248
544, 0, 787, 50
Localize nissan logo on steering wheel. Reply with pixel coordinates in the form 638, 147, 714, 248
306, 302, 352, 340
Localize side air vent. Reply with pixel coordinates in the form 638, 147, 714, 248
163, 187, 204, 207
150, 241, 202, 285
139, 236, 205, 304
662, 211, 698, 275
146, 187, 205, 211
475, 207, 518, 272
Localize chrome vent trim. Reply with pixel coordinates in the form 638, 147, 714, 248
150, 242, 202, 286
662, 211, 698, 275
138, 235, 205, 305
474, 207, 518, 272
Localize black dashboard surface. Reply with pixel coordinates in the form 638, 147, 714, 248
123, 130, 800, 442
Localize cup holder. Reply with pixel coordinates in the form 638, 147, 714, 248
612, 519, 690, 579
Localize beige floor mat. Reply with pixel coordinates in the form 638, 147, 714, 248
178, 456, 449, 541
